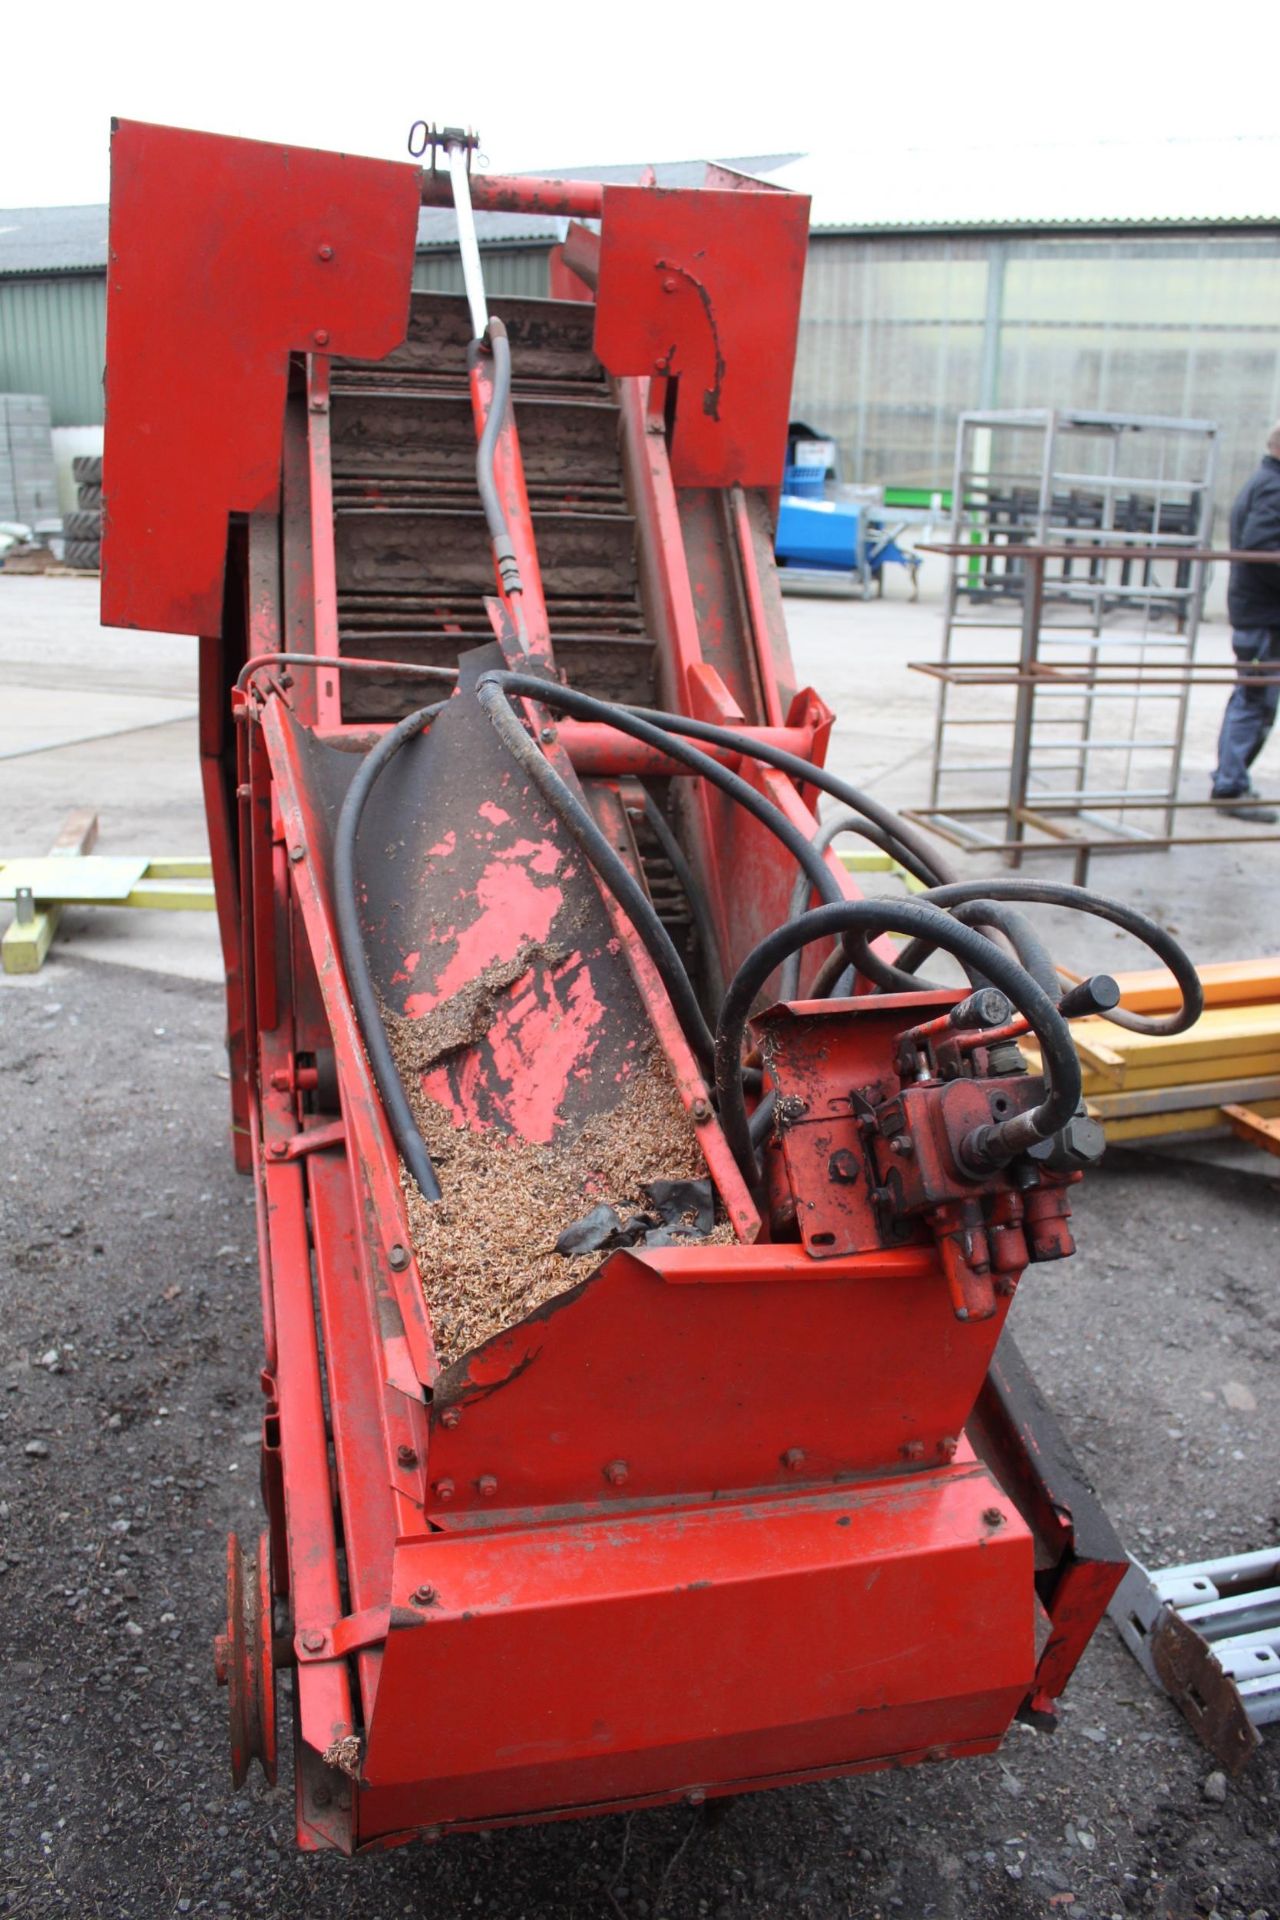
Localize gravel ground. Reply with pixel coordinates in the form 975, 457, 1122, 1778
2, 957, 1278, 1920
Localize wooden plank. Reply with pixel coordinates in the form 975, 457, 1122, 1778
1086, 1074, 1280, 1121
1103, 1099, 1280, 1144
1222, 1103, 1280, 1160
1, 811, 98, 975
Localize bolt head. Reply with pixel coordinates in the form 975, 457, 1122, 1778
317, 243, 334, 261
477, 1474, 498, 1499
889, 1134, 914, 1157
827, 1148, 860, 1185
604, 1459, 629, 1487
387, 1243, 410, 1271
301, 1628, 326, 1653
685, 1786, 706, 1805
268, 1140, 288, 1158
397, 1444, 418, 1469
439, 1407, 461, 1430
539, 726, 557, 744
663, 277, 679, 293
410, 1584, 437, 1607
691, 1097, 712, 1122
289, 844, 305, 863
313, 328, 330, 347
982, 1506, 1005, 1528
782, 1447, 806, 1471
433, 1478, 455, 1502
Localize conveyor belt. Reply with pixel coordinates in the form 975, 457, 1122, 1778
331, 293, 653, 719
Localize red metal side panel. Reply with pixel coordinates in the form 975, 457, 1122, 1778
101, 119, 419, 636
594, 185, 809, 489
360, 1471, 1033, 1831
424, 1243, 1012, 1515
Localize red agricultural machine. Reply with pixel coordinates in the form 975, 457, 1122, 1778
100, 118, 1201, 1853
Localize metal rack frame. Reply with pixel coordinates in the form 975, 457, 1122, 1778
932, 412, 1218, 842
911, 544, 1280, 880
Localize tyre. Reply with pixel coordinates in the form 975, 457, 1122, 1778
72, 454, 103, 484
63, 509, 102, 540
77, 481, 103, 509
64, 540, 101, 570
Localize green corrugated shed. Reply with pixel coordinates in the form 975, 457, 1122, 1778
413, 248, 550, 299
0, 249, 549, 428
0, 274, 106, 427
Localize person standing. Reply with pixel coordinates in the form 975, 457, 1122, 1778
1212, 424, 1280, 822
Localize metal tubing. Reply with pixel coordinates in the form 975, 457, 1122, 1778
420, 170, 605, 218
447, 142, 489, 340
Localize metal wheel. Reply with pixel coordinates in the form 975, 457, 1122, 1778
213, 1530, 278, 1787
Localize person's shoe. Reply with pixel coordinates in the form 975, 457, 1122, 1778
1213, 786, 1279, 824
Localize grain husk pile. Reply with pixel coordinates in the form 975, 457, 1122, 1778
385, 966, 729, 1366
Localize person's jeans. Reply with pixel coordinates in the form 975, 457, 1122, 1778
1212, 628, 1280, 797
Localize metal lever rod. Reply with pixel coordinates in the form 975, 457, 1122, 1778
447, 139, 489, 341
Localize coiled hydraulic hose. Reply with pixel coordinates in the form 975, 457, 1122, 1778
333, 699, 450, 1203
622, 702, 956, 888
715, 901, 1082, 1188
843, 895, 1063, 1002
851, 879, 1202, 1037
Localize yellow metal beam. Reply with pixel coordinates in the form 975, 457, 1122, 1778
1, 811, 99, 975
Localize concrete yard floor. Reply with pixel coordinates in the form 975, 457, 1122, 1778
2, 572, 1279, 1917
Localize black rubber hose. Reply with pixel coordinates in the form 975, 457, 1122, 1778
333, 699, 450, 1203
467, 321, 521, 597
475, 681, 718, 1076
715, 902, 1082, 1186
477, 674, 848, 911
879, 879, 1202, 1036
633, 788, 721, 972
843, 897, 1062, 1000
622, 702, 956, 888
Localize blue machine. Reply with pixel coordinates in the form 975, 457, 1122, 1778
775, 423, 921, 598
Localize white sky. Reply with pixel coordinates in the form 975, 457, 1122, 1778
2, 0, 1278, 208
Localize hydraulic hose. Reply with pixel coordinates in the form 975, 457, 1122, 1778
777, 809, 950, 1002
844, 896, 1063, 1001
236, 653, 459, 697
468, 321, 522, 598
880, 879, 1202, 1036
622, 703, 956, 889
715, 901, 1082, 1187
333, 699, 450, 1203
479, 673, 849, 912
634, 788, 721, 975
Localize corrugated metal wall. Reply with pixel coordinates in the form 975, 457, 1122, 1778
0, 254, 550, 428
412, 248, 551, 298
9, 232, 1279, 512
0, 274, 106, 426
792, 228, 1280, 510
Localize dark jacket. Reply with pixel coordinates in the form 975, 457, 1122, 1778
1228, 454, 1280, 630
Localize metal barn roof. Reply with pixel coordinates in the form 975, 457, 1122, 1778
0, 204, 109, 276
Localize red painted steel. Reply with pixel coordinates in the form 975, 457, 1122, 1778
595, 185, 810, 488
361, 1469, 1033, 1831
102, 120, 419, 636
98, 122, 1123, 1855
